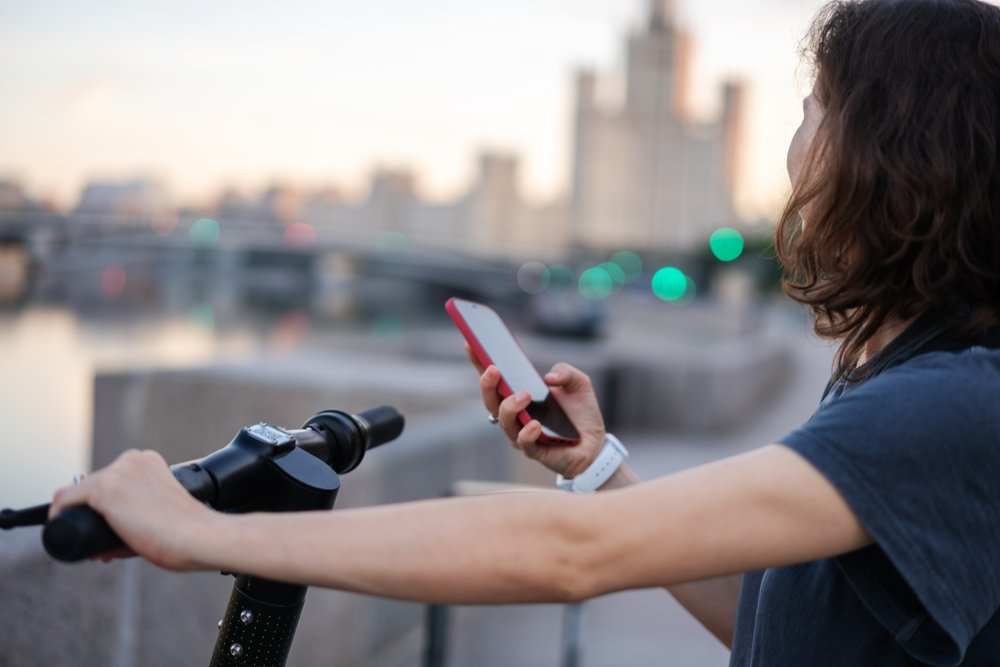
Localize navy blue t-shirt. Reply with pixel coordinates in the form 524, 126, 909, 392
730, 347, 1000, 666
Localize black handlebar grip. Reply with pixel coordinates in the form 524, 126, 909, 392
356, 405, 405, 449
42, 505, 125, 562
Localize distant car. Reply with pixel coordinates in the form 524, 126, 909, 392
528, 290, 605, 339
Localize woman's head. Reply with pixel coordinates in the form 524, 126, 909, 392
777, 0, 1000, 378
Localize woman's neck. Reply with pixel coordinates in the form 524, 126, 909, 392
857, 317, 916, 366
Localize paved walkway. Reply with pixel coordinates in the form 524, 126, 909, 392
373, 313, 836, 667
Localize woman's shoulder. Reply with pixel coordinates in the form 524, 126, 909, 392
800, 345, 1000, 453
872, 345, 1000, 395
842, 341, 1000, 391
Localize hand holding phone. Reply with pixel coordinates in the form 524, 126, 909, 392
447, 298, 581, 445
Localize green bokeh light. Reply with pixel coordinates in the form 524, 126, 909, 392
547, 264, 575, 289
651, 267, 689, 302
579, 266, 614, 301
371, 312, 404, 338
377, 231, 409, 251
188, 304, 215, 329
679, 276, 698, 305
189, 218, 220, 247
709, 228, 745, 262
610, 250, 643, 282
601, 262, 626, 291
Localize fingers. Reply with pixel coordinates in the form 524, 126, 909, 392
544, 362, 593, 392
96, 547, 137, 563
46, 449, 207, 571
516, 420, 543, 459
50, 449, 168, 517
50, 473, 99, 517
478, 364, 504, 418
498, 391, 529, 438
497, 393, 544, 457
474, 358, 541, 454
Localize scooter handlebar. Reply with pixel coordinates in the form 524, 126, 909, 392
37, 405, 405, 562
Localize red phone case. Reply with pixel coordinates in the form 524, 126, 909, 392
446, 297, 579, 444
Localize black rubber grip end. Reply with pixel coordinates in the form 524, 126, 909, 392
357, 405, 405, 449
43, 506, 125, 562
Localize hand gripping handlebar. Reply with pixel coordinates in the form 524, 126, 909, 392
3, 406, 404, 561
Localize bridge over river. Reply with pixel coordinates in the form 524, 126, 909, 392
0, 210, 537, 319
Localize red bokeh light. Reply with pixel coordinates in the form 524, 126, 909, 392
284, 222, 316, 248
101, 265, 127, 297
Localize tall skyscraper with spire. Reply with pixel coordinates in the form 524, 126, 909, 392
571, 0, 744, 253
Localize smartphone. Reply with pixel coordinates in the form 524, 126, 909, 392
446, 297, 580, 444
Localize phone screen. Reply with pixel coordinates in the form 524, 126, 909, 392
450, 299, 579, 441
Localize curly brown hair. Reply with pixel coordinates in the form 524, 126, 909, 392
776, 0, 1000, 380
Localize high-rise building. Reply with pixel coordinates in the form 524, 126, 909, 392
203, 0, 741, 260
571, 0, 744, 253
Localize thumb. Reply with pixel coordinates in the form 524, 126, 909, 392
544, 363, 591, 392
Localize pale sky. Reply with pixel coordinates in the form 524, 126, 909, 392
0, 0, 829, 218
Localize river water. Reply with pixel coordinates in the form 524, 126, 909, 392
0, 307, 273, 508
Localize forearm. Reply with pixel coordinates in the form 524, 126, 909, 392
178, 446, 862, 623
667, 576, 741, 647
598, 462, 739, 647
190, 491, 598, 605
598, 461, 643, 490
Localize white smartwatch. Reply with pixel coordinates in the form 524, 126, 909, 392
556, 433, 628, 493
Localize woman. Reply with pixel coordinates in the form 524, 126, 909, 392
50, 0, 1000, 664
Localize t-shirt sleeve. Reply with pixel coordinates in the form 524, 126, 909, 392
778, 351, 1000, 666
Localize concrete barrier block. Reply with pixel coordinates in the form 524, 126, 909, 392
0, 529, 121, 667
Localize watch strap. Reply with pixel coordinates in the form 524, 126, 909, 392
556, 433, 628, 493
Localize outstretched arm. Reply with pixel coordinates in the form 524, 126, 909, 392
602, 463, 743, 647
50, 443, 871, 606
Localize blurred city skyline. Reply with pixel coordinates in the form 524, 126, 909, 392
1, 0, 831, 218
